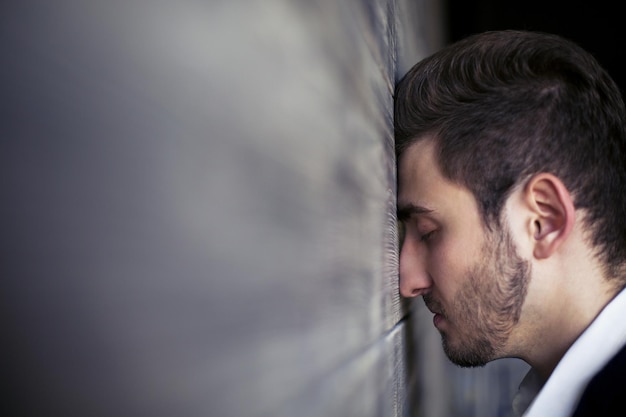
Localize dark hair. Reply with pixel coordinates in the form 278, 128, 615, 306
395, 30, 626, 280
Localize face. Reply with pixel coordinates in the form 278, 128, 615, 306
397, 138, 530, 367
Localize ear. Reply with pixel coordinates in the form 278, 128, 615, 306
524, 173, 576, 259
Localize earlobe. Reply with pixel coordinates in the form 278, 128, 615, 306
524, 174, 576, 259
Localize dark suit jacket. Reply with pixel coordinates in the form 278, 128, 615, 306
571, 343, 626, 416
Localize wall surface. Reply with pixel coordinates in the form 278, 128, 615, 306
2, 1, 443, 416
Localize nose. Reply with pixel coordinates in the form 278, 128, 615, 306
399, 236, 432, 298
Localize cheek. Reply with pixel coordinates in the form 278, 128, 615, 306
429, 236, 482, 298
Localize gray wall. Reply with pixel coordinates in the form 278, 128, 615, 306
2, 1, 444, 416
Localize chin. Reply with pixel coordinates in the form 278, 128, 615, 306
442, 336, 495, 368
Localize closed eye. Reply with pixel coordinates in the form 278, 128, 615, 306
420, 230, 437, 242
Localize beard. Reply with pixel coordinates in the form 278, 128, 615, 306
424, 224, 531, 367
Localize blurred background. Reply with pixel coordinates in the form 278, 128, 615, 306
446, 0, 625, 95
1, 1, 621, 416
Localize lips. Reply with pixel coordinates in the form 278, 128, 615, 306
433, 313, 444, 328
423, 294, 446, 329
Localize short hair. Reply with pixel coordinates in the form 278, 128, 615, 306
395, 30, 626, 280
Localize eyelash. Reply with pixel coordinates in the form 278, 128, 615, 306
397, 221, 437, 245
420, 230, 436, 242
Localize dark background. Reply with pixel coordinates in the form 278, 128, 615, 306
445, 0, 625, 96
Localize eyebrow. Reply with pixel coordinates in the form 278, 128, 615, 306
396, 203, 434, 222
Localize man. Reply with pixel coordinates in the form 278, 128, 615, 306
395, 30, 626, 416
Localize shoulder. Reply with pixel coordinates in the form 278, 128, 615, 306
571, 343, 626, 416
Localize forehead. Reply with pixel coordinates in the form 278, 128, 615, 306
398, 139, 440, 203
398, 138, 478, 217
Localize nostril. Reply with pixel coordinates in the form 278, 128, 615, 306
400, 287, 421, 298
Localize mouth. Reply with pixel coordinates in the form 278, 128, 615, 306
423, 294, 445, 328
432, 313, 444, 328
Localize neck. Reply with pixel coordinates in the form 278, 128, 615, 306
516, 263, 620, 382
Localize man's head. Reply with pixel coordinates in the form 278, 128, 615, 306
396, 30, 626, 280
395, 30, 626, 368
